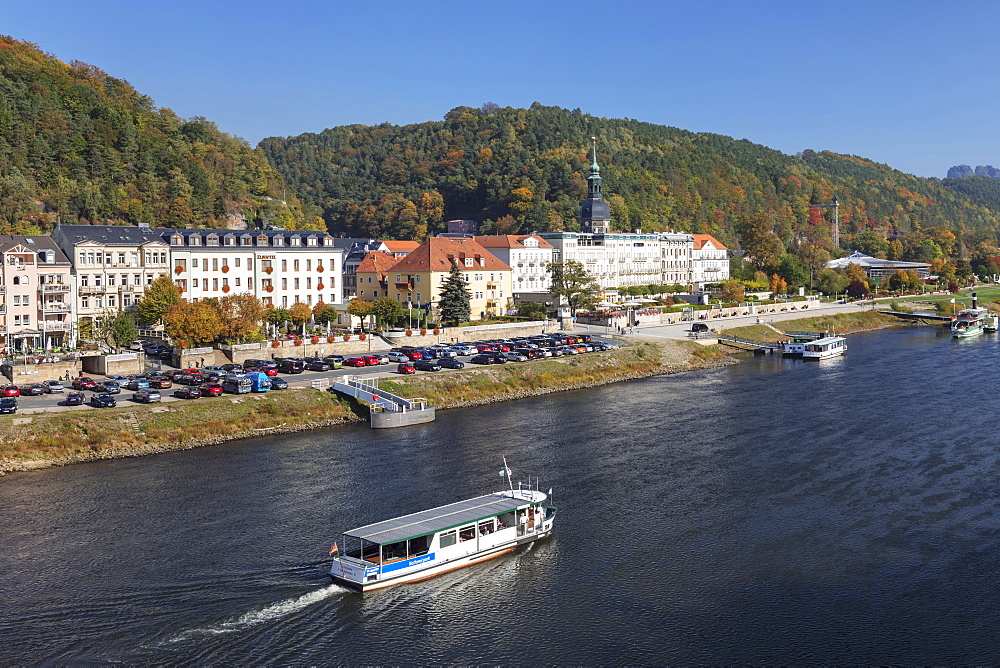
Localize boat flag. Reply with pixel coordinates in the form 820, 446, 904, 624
328, 542, 339, 556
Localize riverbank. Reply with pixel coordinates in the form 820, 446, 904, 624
0, 338, 734, 476
0, 311, 924, 477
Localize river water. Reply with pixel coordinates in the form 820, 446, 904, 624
3, 326, 1000, 664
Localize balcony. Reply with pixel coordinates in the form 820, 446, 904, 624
0, 286, 5, 294
0, 304, 5, 314
486, 282, 499, 289
42, 283, 71, 293
41, 321, 72, 331
42, 302, 72, 313
394, 281, 413, 290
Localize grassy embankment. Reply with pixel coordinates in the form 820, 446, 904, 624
722, 310, 906, 342
0, 339, 730, 475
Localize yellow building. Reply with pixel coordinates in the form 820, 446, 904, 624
357, 237, 513, 320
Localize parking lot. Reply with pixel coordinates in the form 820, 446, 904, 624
1, 334, 619, 415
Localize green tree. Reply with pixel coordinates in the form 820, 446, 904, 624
775, 254, 809, 288
816, 268, 847, 296
851, 230, 889, 256
163, 302, 223, 349
741, 211, 785, 270
548, 260, 601, 315
517, 301, 548, 319
289, 302, 312, 334
93, 310, 138, 352
370, 296, 405, 328
347, 299, 374, 329
437, 264, 472, 326
135, 275, 181, 325
267, 307, 291, 336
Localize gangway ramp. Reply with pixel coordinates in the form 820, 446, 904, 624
329, 374, 435, 428
716, 335, 783, 354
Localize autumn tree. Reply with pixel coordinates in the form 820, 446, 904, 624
136, 275, 181, 325
288, 302, 312, 334
548, 260, 601, 315
93, 310, 138, 352
348, 299, 373, 329
769, 274, 788, 295
216, 292, 266, 343
163, 302, 223, 349
815, 269, 847, 296
718, 281, 746, 303
741, 211, 785, 270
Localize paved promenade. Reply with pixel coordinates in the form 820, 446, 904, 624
582, 300, 878, 340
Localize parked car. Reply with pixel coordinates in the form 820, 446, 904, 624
72, 377, 97, 391
199, 383, 224, 397
361, 355, 383, 366
146, 376, 172, 389
413, 360, 442, 372
396, 363, 416, 374
438, 358, 465, 370
221, 364, 244, 373
343, 357, 368, 367
89, 393, 117, 408
19, 384, 47, 396
125, 378, 150, 391
275, 358, 304, 374
97, 381, 121, 394
268, 377, 289, 390
178, 374, 203, 386
64, 391, 85, 406
132, 389, 161, 403
502, 352, 529, 362
451, 344, 479, 355
303, 358, 331, 372
41, 380, 65, 393
321, 355, 345, 368
0, 397, 16, 414
173, 387, 201, 400
221, 377, 252, 394
470, 354, 500, 365
387, 351, 410, 363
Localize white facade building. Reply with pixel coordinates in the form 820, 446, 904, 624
659, 232, 694, 287
537, 231, 664, 291
473, 235, 554, 294
0, 236, 75, 352
166, 228, 344, 309
690, 234, 730, 289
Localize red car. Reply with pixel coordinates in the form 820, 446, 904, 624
396, 363, 416, 374
199, 383, 224, 397
362, 355, 382, 366
344, 357, 368, 367
72, 377, 98, 391
2, 385, 20, 397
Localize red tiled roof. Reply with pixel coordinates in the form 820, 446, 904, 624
693, 234, 727, 250
390, 237, 512, 272
472, 234, 553, 249
381, 240, 420, 254
356, 251, 399, 277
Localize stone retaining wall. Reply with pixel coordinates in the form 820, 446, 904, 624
3, 360, 82, 383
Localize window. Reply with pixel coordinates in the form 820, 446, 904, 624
281, 296, 288, 307
80, 275, 88, 287
306, 278, 311, 289
190, 236, 201, 246
290, 236, 301, 246
330, 294, 336, 303
222, 278, 229, 287
81, 297, 89, 309
212, 258, 218, 271
240, 236, 251, 246
108, 275, 116, 286
273, 237, 284, 247
213, 278, 218, 291
235, 258, 241, 268
175, 259, 187, 272
257, 235, 268, 246
94, 297, 102, 308
294, 278, 300, 289
235, 278, 241, 286
94, 276, 102, 287
146, 274, 153, 286
306, 259, 312, 270
225, 236, 236, 246
282, 278, 287, 289
465, 258, 473, 267
207, 234, 219, 246
118, 253, 125, 264
294, 259, 300, 271
307, 237, 317, 246
282, 259, 287, 271
123, 294, 132, 307
202, 279, 208, 290
107, 296, 116, 308
134, 274, 141, 286
202, 259, 208, 271
306, 295, 312, 304
459, 526, 476, 542
415, 275, 420, 284
132, 252, 139, 266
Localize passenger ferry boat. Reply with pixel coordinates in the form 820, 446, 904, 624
801, 335, 847, 360
329, 467, 555, 592
782, 331, 827, 357
951, 308, 986, 338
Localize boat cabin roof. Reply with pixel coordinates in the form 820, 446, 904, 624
345, 493, 532, 545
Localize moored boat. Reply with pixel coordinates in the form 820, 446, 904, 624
329, 466, 555, 592
801, 335, 847, 360
782, 331, 828, 357
951, 308, 986, 338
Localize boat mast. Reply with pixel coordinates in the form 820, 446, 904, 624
502, 456, 514, 495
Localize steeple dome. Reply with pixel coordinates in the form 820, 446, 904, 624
579, 137, 610, 234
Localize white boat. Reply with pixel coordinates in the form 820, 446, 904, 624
951, 308, 987, 338
801, 335, 847, 360
782, 331, 828, 357
329, 469, 555, 592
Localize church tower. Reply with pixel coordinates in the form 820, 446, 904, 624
579, 137, 611, 234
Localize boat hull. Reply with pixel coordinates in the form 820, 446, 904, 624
331, 529, 552, 592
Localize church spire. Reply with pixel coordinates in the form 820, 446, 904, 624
580, 137, 610, 234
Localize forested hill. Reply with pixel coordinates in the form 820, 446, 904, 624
260, 103, 1000, 250
0, 36, 317, 234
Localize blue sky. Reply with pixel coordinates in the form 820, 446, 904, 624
6, 0, 998, 177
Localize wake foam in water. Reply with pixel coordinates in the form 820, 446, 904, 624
165, 583, 348, 644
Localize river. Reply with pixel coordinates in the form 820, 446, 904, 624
3, 326, 1000, 664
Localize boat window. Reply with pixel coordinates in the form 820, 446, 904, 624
478, 519, 495, 536
408, 535, 430, 556
459, 525, 476, 542
439, 530, 457, 548
383, 540, 407, 563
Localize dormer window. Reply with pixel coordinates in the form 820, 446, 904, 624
171, 235, 183, 246
240, 235, 252, 246
225, 235, 236, 246
189, 236, 201, 246
464, 257, 473, 267
307, 236, 317, 246
273, 236, 284, 247
257, 235, 269, 246
206, 234, 219, 246
290, 236, 301, 246
323, 237, 334, 246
